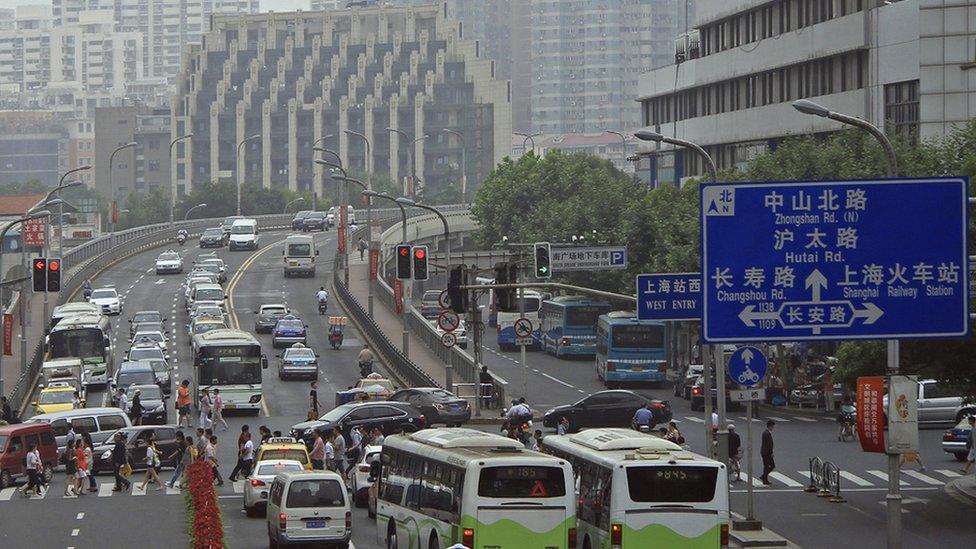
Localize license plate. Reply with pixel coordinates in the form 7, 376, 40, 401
290, 261, 298, 266
632, 366, 642, 372
306, 520, 326, 529
224, 403, 236, 409
584, 342, 594, 346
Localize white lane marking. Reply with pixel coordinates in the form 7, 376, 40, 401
791, 417, 817, 422
683, 416, 705, 423
867, 470, 909, 486
0, 487, 16, 501
839, 471, 874, 487
742, 474, 765, 487
233, 481, 244, 494
131, 484, 147, 496
936, 469, 961, 478
98, 483, 114, 497
539, 372, 575, 389
76, 512, 84, 520
901, 470, 944, 485
71, 529, 79, 537
768, 472, 803, 488
764, 416, 790, 422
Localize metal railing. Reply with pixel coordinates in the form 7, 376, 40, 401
805, 456, 846, 503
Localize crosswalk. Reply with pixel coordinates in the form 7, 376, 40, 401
728, 468, 966, 491
676, 414, 841, 424
0, 482, 195, 502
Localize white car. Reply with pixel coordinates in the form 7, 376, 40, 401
432, 319, 468, 349
88, 287, 122, 315
130, 330, 168, 350
350, 444, 381, 507
243, 459, 305, 517
154, 250, 183, 274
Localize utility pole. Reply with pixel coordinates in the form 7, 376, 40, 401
467, 264, 483, 417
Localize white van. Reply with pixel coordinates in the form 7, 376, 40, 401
229, 218, 259, 250
283, 234, 318, 277
266, 470, 351, 548
188, 283, 225, 312
326, 205, 355, 227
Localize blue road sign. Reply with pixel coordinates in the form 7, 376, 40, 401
701, 178, 969, 342
728, 346, 767, 387
637, 273, 701, 321
610, 250, 627, 266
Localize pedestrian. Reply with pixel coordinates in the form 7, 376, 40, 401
371, 427, 385, 447
346, 426, 363, 474
72, 391, 82, 410
195, 428, 207, 460
212, 388, 229, 431
258, 425, 271, 446
309, 382, 320, 420
531, 430, 543, 451
310, 429, 326, 470
557, 417, 570, 436
82, 433, 96, 492
240, 432, 255, 478
357, 237, 367, 261
900, 450, 926, 472
63, 439, 79, 496
65, 423, 77, 449
111, 432, 131, 492
166, 431, 187, 489
332, 428, 347, 482
324, 431, 336, 472
129, 389, 144, 426
760, 420, 776, 485
115, 387, 128, 412
206, 435, 224, 486
272, 430, 283, 438
74, 437, 89, 495
199, 389, 213, 429
666, 421, 685, 445
186, 435, 198, 462
20, 443, 42, 497
728, 424, 742, 482
479, 365, 494, 409
961, 416, 976, 474
139, 434, 165, 491
176, 380, 192, 428
711, 411, 719, 433
229, 424, 251, 482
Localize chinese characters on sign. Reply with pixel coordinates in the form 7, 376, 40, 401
22, 218, 46, 248
394, 279, 404, 315
636, 273, 701, 321
701, 178, 969, 342
550, 246, 627, 272
857, 376, 886, 453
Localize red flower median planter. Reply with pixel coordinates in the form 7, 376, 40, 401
186, 461, 225, 549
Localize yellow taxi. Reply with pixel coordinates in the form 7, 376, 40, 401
33, 382, 83, 414
353, 373, 395, 400
255, 437, 312, 470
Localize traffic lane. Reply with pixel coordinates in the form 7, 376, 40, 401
217, 413, 376, 549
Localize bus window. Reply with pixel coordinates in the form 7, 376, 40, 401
626, 466, 718, 503
478, 466, 566, 498
612, 324, 664, 348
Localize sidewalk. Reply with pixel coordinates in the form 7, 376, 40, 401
945, 474, 976, 505
1, 288, 48, 412
344, 254, 447, 388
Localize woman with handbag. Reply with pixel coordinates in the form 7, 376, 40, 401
138, 434, 165, 491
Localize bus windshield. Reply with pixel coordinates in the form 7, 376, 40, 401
478, 466, 566, 498
50, 328, 106, 360
197, 345, 262, 385
566, 305, 610, 327
626, 465, 718, 503
612, 324, 664, 349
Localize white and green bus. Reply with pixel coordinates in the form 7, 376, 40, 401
375, 428, 577, 549
191, 329, 268, 414
543, 428, 729, 549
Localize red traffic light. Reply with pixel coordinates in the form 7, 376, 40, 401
399, 247, 409, 256
413, 248, 426, 260
48, 260, 60, 271
34, 260, 45, 271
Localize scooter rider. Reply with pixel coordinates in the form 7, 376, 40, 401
506, 398, 532, 425
82, 279, 93, 299
357, 347, 374, 377
316, 287, 328, 304
632, 403, 654, 432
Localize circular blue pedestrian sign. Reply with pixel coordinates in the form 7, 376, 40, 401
728, 346, 768, 387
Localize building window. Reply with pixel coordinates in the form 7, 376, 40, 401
148, 160, 160, 172
884, 80, 919, 142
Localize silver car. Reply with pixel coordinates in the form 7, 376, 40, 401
243, 459, 305, 517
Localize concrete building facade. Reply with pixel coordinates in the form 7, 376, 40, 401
94, 106, 172, 202
172, 3, 511, 201
0, 111, 68, 187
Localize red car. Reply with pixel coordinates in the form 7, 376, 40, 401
0, 423, 59, 488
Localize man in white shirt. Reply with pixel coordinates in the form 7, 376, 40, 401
324, 433, 336, 472
240, 432, 255, 478
116, 388, 128, 412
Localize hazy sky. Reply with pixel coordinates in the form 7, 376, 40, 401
0, 0, 310, 13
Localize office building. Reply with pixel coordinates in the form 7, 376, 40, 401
636, 0, 975, 184
0, 111, 68, 187
0, 8, 14, 31
172, 3, 511, 201
94, 106, 172, 201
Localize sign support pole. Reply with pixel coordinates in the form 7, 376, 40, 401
886, 340, 902, 549
519, 284, 526, 398
468, 265, 482, 417
715, 345, 729, 469
704, 344, 714, 456
746, 399, 756, 521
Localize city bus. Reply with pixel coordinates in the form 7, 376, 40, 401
543, 428, 729, 549
191, 329, 268, 414
496, 290, 544, 351
540, 296, 612, 358
595, 312, 669, 387
47, 313, 113, 387
375, 428, 577, 549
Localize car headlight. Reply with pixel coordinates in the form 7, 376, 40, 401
101, 450, 111, 460
153, 404, 165, 413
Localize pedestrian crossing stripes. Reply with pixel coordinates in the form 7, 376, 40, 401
901, 470, 943, 485
937, 469, 961, 478
683, 416, 705, 423
867, 470, 910, 486
233, 480, 245, 494
725, 468, 964, 491
792, 417, 818, 422
838, 471, 873, 487
0, 482, 185, 501
769, 472, 804, 488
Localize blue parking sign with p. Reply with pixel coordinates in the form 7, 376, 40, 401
610, 250, 626, 266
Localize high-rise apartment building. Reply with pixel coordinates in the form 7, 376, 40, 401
173, 3, 511, 200
94, 106, 172, 200
0, 8, 14, 31
531, 0, 692, 135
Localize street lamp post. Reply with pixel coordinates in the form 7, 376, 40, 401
184, 203, 208, 221
791, 98, 902, 549
283, 198, 305, 215
236, 134, 260, 216
634, 128, 725, 477
168, 133, 193, 226
0, 209, 51, 397
604, 130, 628, 169
109, 142, 137, 235
332, 173, 374, 317
314, 147, 344, 207
52, 169, 88, 256
514, 132, 542, 156
364, 190, 410, 359
441, 129, 467, 203
315, 157, 350, 286
386, 128, 429, 198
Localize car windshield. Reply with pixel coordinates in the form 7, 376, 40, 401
259, 449, 309, 465
158, 252, 179, 261
286, 479, 345, 507
0, 435, 8, 450
276, 320, 304, 332
256, 462, 303, 476
193, 322, 224, 334
262, 306, 287, 316
478, 466, 566, 498
133, 332, 163, 343
319, 403, 355, 422
287, 243, 311, 256
195, 307, 222, 317
195, 289, 223, 302
40, 391, 75, 404
133, 312, 162, 323
307, 212, 325, 219
231, 225, 254, 234
626, 465, 718, 503
91, 290, 116, 300
143, 360, 168, 374
127, 385, 161, 399
285, 349, 316, 360
203, 229, 222, 237
119, 371, 156, 386
129, 348, 164, 361
133, 322, 163, 333
422, 291, 440, 303
426, 389, 457, 402
358, 380, 394, 392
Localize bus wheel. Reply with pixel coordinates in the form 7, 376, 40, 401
386, 521, 398, 549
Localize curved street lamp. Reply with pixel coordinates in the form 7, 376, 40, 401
283, 197, 305, 214
169, 133, 193, 225
184, 203, 208, 221
109, 142, 137, 234
236, 134, 260, 216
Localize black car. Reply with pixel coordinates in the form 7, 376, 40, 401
199, 227, 226, 248
91, 425, 180, 474
302, 211, 327, 232
291, 210, 312, 230
542, 390, 672, 432
290, 401, 426, 446
125, 384, 168, 424
389, 388, 470, 426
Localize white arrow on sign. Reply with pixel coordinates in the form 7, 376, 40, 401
738, 306, 780, 327
740, 348, 753, 364
805, 269, 827, 302
853, 302, 885, 324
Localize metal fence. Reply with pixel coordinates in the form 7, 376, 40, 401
804, 456, 846, 503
